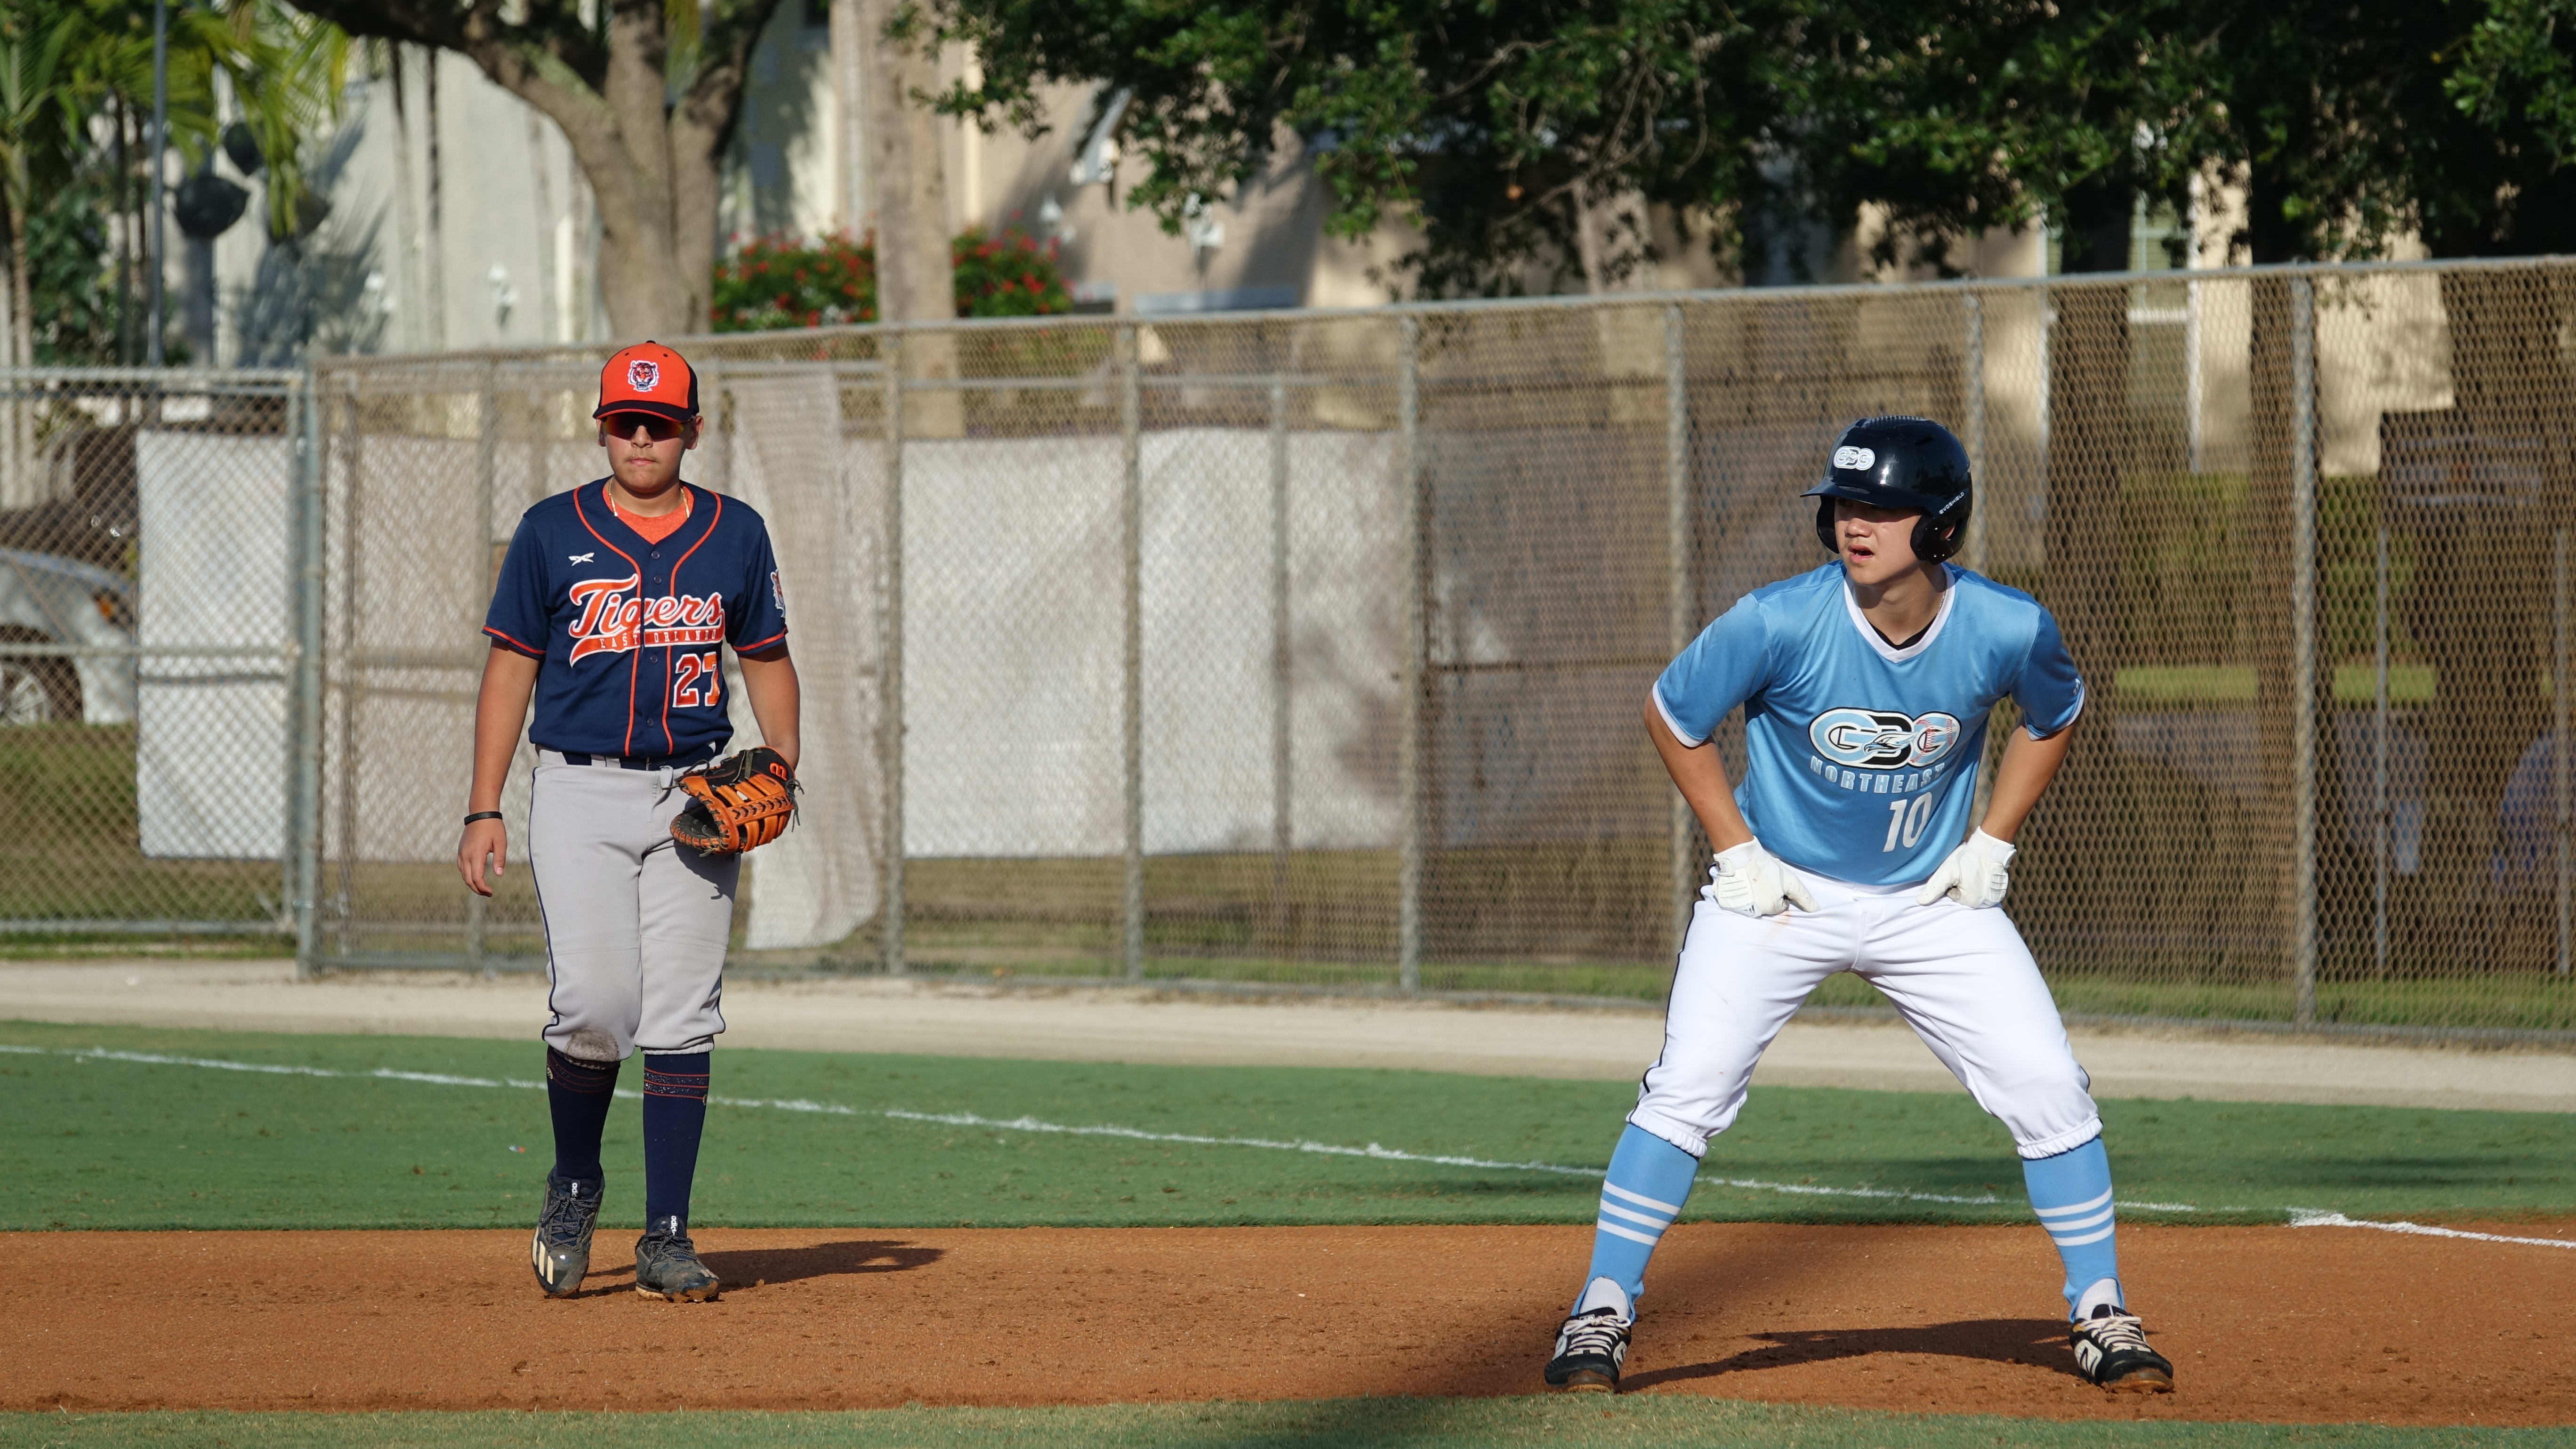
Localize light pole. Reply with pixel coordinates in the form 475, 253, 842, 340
147, 0, 168, 367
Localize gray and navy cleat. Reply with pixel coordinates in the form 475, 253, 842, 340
2070, 1303, 2175, 1393
634, 1217, 722, 1302
1543, 1277, 1634, 1392
529, 1172, 604, 1298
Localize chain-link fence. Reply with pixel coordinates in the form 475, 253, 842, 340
0, 368, 315, 943
16, 257, 2576, 1038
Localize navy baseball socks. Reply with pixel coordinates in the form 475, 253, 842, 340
531, 1048, 618, 1296
1546, 1124, 1699, 1391
2024, 1136, 2173, 1392
636, 1053, 720, 1301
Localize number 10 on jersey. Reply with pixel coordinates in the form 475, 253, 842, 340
672, 652, 721, 708
1884, 794, 1936, 851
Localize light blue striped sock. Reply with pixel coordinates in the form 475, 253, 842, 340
1579, 1124, 1700, 1313
2022, 1136, 2121, 1320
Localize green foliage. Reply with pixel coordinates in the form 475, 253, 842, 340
0, 0, 346, 365
927, 0, 2576, 290
929, 0, 1791, 295
709, 227, 1070, 331
21, 167, 116, 362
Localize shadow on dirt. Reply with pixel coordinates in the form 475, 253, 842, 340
575, 1239, 944, 1296
1620, 1316, 2071, 1391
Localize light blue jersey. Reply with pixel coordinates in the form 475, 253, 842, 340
1653, 563, 2085, 886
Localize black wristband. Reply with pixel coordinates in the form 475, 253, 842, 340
462, 811, 503, 826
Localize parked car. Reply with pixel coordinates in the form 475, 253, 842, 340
0, 547, 134, 724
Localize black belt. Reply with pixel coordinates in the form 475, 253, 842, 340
556, 746, 715, 771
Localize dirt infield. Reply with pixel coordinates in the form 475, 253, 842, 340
10, 1223, 2569, 1425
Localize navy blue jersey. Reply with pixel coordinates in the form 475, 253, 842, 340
483, 480, 788, 759
1653, 563, 2084, 886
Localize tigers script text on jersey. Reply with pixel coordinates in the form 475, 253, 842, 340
1652, 563, 2084, 886
483, 480, 788, 760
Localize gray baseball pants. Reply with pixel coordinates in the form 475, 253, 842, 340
528, 749, 738, 1062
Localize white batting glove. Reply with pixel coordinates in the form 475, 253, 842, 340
1705, 839, 1819, 918
1916, 829, 2018, 908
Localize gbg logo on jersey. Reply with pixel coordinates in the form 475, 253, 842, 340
1808, 708, 1961, 769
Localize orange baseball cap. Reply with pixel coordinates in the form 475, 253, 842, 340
595, 341, 700, 422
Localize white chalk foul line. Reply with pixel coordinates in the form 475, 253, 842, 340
0, 1041, 2293, 1220
2288, 1208, 2576, 1250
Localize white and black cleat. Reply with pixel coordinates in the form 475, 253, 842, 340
2070, 1302, 2174, 1393
529, 1172, 604, 1298
1543, 1277, 1634, 1393
634, 1217, 721, 1302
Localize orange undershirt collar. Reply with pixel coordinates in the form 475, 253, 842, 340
607, 483, 692, 546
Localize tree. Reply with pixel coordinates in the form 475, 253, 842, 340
932, 0, 1807, 296
0, 0, 346, 367
282, 0, 785, 338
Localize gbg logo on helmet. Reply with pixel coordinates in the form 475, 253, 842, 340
1831, 445, 1877, 471
1809, 708, 1961, 769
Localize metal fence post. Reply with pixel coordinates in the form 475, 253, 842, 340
1396, 316, 1424, 992
2374, 522, 2391, 980
1269, 367, 1294, 947
1119, 324, 1145, 981
467, 366, 498, 972
1664, 304, 1695, 959
291, 369, 327, 978
1961, 293, 1987, 572
331, 374, 366, 961
2557, 528, 2570, 976
880, 333, 907, 976
2289, 275, 2319, 1027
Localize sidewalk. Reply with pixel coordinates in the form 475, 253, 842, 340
5, 959, 2573, 1112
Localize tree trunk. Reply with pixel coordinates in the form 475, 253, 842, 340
595, 0, 690, 337
289, 0, 782, 342
0, 186, 19, 508
865, 0, 959, 434
424, 48, 445, 348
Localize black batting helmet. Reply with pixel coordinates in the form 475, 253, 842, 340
1803, 416, 1973, 564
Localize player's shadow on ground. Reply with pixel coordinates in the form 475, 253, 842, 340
579, 1240, 942, 1297
1619, 1317, 2069, 1391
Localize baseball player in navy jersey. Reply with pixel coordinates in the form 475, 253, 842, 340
1543, 418, 2174, 1394
456, 341, 800, 1303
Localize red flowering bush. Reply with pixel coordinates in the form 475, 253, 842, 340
710, 227, 1070, 331
950, 226, 1073, 318
710, 232, 876, 332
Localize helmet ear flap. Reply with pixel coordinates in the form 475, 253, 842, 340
1814, 497, 1839, 556
1911, 494, 1971, 564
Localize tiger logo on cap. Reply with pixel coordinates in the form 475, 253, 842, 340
628, 358, 661, 393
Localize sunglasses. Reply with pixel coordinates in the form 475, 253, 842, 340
602, 412, 687, 442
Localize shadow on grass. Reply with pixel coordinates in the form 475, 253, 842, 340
1620, 1316, 2070, 1392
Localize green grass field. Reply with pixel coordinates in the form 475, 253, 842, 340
7, 1020, 2571, 1233
7, 1401, 2569, 1449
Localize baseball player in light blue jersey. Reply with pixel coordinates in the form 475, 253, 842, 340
1543, 417, 2174, 1395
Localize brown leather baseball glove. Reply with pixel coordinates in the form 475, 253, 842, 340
670, 746, 798, 855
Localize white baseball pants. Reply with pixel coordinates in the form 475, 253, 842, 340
1629, 867, 2101, 1161
528, 750, 739, 1062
